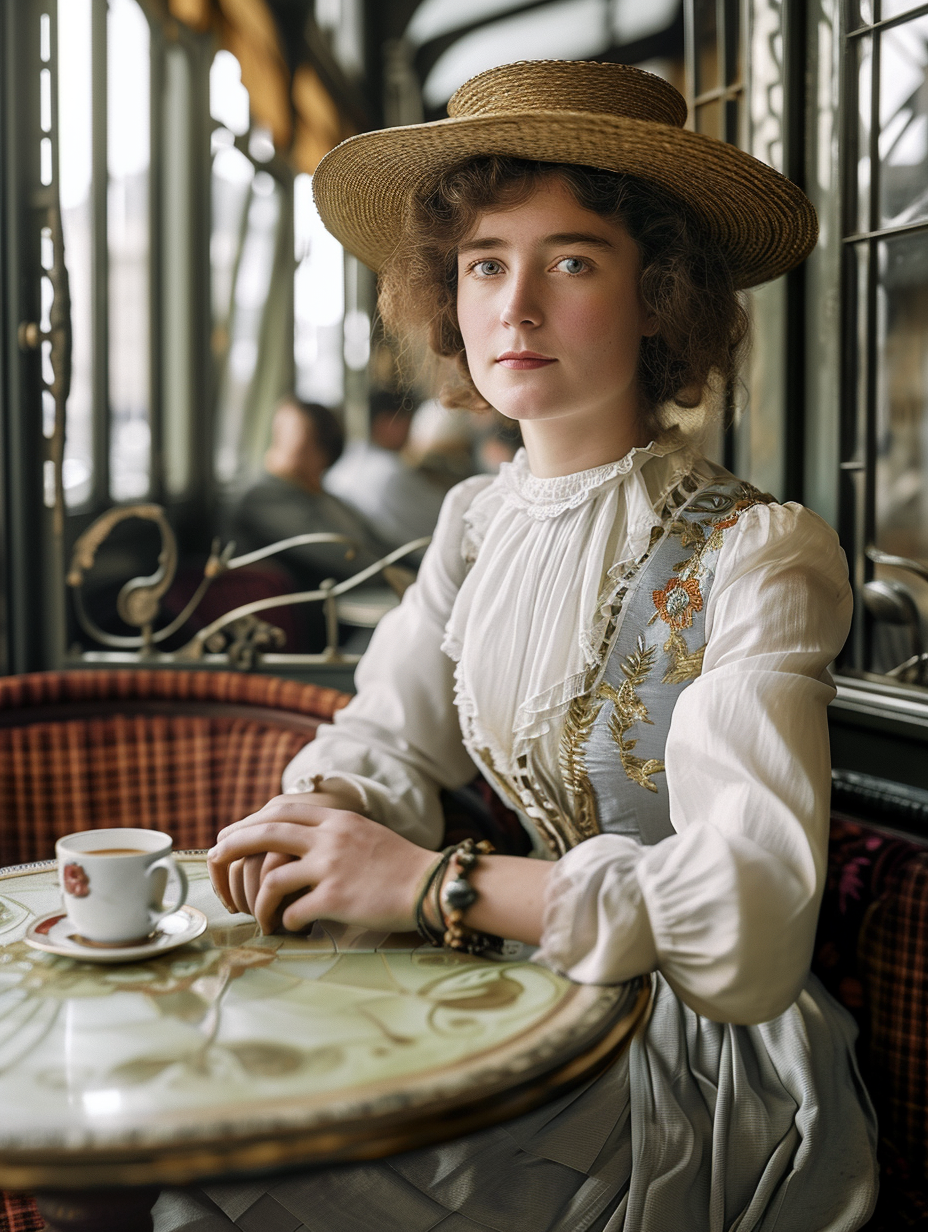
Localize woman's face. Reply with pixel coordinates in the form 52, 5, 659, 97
456, 178, 657, 431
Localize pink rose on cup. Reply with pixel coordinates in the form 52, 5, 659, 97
62, 862, 90, 898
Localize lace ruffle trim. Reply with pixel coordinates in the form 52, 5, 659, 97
497, 438, 676, 520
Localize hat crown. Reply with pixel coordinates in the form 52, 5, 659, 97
447, 60, 688, 129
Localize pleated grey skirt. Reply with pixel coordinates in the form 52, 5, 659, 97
153, 973, 878, 1232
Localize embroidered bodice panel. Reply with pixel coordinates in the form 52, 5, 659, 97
441, 439, 697, 778
445, 443, 774, 856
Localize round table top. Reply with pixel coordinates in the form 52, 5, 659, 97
0, 855, 649, 1189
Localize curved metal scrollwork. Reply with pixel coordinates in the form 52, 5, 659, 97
67, 502, 428, 668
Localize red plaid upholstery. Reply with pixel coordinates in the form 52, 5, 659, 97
814, 816, 928, 1230
0, 670, 349, 864
0, 670, 350, 1230
0, 1193, 42, 1232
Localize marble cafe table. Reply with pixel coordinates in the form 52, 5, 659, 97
0, 855, 649, 1231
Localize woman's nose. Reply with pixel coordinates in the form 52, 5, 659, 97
500, 275, 542, 328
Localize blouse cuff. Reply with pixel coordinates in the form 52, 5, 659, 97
534, 834, 658, 985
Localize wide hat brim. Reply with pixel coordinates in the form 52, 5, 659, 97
313, 109, 817, 290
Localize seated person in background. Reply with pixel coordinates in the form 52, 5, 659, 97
229, 399, 407, 650
324, 390, 446, 549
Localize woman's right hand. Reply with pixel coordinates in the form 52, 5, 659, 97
215, 787, 363, 917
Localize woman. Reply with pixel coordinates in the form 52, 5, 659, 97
176, 60, 878, 1232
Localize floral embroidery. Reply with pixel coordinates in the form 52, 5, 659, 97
597, 639, 665, 793
649, 482, 774, 686
62, 862, 90, 898
652, 576, 703, 630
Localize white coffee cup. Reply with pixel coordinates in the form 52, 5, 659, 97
56, 828, 188, 946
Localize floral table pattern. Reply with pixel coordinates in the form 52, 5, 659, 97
0, 857, 645, 1188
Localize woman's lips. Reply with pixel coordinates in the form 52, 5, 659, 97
496, 352, 556, 370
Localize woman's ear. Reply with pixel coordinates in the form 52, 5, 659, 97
641, 308, 660, 338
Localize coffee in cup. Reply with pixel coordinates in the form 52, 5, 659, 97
56, 828, 188, 945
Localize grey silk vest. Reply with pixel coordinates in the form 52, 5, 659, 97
557, 474, 774, 851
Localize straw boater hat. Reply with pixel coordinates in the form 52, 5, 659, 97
313, 59, 817, 290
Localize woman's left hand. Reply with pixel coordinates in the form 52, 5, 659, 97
207, 800, 437, 935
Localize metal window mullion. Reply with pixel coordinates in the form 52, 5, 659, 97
90, 0, 109, 508
683, 0, 696, 127
847, 2, 928, 37
147, 16, 164, 503
190, 36, 215, 508
844, 216, 928, 243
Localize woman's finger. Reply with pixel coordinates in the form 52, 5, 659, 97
242, 853, 266, 916
253, 857, 320, 934
215, 795, 350, 842
207, 851, 234, 912
227, 857, 251, 916
210, 820, 320, 863
280, 887, 330, 934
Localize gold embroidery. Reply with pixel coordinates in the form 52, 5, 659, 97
661, 629, 706, 683
597, 638, 665, 793
558, 691, 605, 839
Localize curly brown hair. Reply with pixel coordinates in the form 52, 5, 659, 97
378, 156, 750, 432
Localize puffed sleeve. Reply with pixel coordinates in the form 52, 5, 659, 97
281, 476, 491, 850
534, 503, 852, 1025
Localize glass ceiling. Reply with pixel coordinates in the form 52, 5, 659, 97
407, 0, 681, 109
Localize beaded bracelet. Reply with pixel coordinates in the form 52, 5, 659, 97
413, 847, 454, 948
440, 838, 500, 955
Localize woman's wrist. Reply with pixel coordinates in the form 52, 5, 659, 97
421, 851, 553, 948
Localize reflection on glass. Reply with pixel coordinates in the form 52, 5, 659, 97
857, 34, 873, 234
611, 0, 679, 44
422, 0, 611, 108
873, 231, 928, 669
210, 49, 250, 136
695, 97, 722, 137
693, 0, 718, 96
57, 0, 93, 507
882, 0, 925, 20
406, 0, 523, 46
108, 0, 151, 502
294, 173, 344, 408
214, 174, 282, 483
879, 16, 928, 227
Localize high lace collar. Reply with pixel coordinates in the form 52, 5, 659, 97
498, 436, 680, 519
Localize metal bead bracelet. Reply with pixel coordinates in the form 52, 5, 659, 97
439, 838, 500, 955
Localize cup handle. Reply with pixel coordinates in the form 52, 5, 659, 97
145, 856, 188, 924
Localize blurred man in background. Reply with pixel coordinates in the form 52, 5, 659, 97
324, 390, 446, 549
229, 398, 407, 649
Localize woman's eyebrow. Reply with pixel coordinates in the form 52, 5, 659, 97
458, 232, 614, 255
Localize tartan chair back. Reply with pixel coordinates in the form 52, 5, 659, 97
814, 817, 928, 1229
0, 670, 350, 865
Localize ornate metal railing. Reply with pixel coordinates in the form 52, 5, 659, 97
66, 503, 428, 671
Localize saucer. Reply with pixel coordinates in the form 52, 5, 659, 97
24, 906, 209, 963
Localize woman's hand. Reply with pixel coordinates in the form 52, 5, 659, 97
207, 795, 437, 935
216, 787, 362, 918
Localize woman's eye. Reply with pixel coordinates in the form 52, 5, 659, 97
557, 257, 587, 274
475, 259, 502, 276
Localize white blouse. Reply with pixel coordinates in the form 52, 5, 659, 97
283, 440, 852, 1026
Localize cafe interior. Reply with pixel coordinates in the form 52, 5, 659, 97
1, 0, 928, 1228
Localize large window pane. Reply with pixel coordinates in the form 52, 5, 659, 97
293, 173, 344, 409
214, 172, 282, 483
107, 0, 151, 501
57, 0, 93, 507
692, 0, 719, 96
879, 16, 928, 228
872, 231, 928, 662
